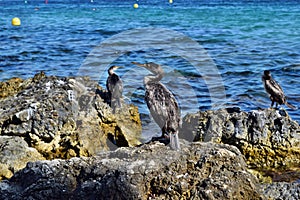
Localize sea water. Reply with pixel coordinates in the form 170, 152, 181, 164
0, 0, 299, 140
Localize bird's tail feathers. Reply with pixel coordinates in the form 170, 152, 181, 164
286, 102, 297, 110
117, 99, 122, 108
169, 132, 181, 150
111, 98, 122, 113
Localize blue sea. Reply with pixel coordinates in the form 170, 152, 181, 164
0, 0, 299, 139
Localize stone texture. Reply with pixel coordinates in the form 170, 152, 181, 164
261, 182, 300, 200
0, 142, 264, 200
0, 77, 29, 98
1, 73, 300, 199
0, 73, 141, 180
0, 136, 44, 180
180, 108, 300, 170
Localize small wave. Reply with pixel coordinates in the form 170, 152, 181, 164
223, 70, 255, 76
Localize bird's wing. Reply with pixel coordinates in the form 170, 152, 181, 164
106, 77, 111, 92
111, 75, 123, 99
145, 82, 180, 131
145, 84, 165, 129
265, 78, 286, 102
107, 74, 123, 98
270, 78, 284, 93
268, 79, 297, 109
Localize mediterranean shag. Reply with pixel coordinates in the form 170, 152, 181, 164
106, 65, 123, 112
132, 61, 181, 150
262, 70, 296, 109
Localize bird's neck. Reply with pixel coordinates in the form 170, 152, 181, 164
108, 69, 115, 76
263, 75, 271, 80
144, 73, 163, 84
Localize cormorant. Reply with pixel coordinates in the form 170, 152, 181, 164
132, 61, 181, 150
262, 70, 296, 109
106, 65, 123, 112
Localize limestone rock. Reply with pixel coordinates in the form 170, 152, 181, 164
261, 182, 300, 200
0, 72, 141, 180
0, 142, 264, 200
0, 77, 28, 98
0, 136, 44, 180
180, 108, 300, 170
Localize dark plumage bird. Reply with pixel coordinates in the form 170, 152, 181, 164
106, 65, 123, 112
262, 70, 296, 109
132, 61, 181, 150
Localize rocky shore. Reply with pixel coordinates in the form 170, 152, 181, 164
0, 72, 141, 180
180, 107, 300, 172
0, 73, 299, 199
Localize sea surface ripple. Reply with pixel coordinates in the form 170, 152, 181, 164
0, 0, 299, 140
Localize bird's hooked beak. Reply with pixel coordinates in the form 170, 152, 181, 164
132, 61, 165, 78
131, 61, 160, 73
108, 65, 123, 75
114, 65, 123, 69
131, 62, 146, 67
131, 62, 154, 76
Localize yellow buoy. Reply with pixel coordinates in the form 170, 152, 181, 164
169, 0, 173, 3
12, 17, 21, 26
133, 3, 139, 9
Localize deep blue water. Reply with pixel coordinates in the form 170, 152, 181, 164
0, 0, 299, 140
